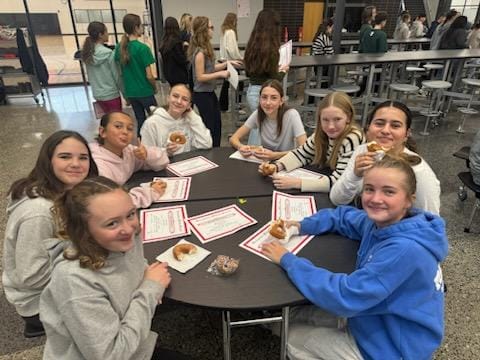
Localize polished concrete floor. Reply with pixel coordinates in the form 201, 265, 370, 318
0, 84, 479, 359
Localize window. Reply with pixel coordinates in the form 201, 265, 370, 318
451, 0, 480, 23
74, 9, 126, 24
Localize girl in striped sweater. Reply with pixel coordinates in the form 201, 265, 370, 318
259, 92, 364, 192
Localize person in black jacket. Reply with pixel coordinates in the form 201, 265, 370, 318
159, 17, 189, 87
439, 15, 468, 49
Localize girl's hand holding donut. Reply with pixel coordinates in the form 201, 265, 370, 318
133, 138, 147, 160
145, 262, 171, 288
253, 148, 275, 160
261, 241, 288, 264
239, 145, 252, 157
354, 152, 375, 177
166, 142, 180, 156
271, 173, 301, 190
258, 162, 277, 176
151, 180, 167, 196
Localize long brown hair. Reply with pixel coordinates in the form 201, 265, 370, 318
9, 131, 98, 201
188, 16, 214, 61
313, 92, 361, 169
257, 80, 289, 137
244, 9, 281, 76
119, 13, 141, 65
54, 176, 131, 271
81, 21, 107, 64
221, 12, 238, 38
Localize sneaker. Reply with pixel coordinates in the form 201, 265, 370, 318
238, 109, 247, 115
24, 321, 45, 338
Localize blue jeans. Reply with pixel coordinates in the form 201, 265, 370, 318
246, 85, 261, 112
129, 95, 157, 137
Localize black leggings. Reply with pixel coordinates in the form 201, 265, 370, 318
193, 91, 222, 147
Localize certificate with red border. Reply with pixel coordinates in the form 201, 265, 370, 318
277, 168, 323, 179
239, 222, 314, 261
271, 191, 317, 221
167, 156, 219, 177
141, 205, 190, 243
152, 177, 191, 202
186, 204, 257, 243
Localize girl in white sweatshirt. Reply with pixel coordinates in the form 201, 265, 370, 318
141, 83, 212, 155
40, 176, 173, 360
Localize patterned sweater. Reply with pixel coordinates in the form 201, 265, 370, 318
278, 128, 364, 192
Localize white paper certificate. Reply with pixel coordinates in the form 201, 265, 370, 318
227, 61, 239, 89
141, 205, 190, 243
271, 191, 317, 221
277, 168, 323, 179
239, 222, 314, 261
229, 150, 263, 164
279, 40, 292, 66
186, 204, 257, 243
167, 156, 219, 177
152, 177, 191, 202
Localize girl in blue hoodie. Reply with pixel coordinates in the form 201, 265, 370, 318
81, 21, 123, 114
263, 154, 448, 360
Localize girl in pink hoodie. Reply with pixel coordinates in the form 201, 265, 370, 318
90, 111, 169, 208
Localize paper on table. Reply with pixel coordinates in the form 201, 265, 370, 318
239, 222, 314, 261
141, 205, 190, 243
276, 168, 323, 179
167, 156, 219, 177
156, 239, 211, 274
187, 204, 257, 243
229, 150, 263, 164
152, 177, 191, 202
271, 190, 317, 221
279, 40, 292, 66
227, 61, 239, 90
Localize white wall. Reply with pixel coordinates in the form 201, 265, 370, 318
161, 0, 264, 43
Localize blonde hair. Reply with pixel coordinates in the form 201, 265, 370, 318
180, 13, 193, 32
313, 92, 361, 168
54, 177, 130, 271
188, 16, 214, 61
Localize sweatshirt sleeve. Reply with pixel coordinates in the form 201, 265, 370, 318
188, 112, 213, 149
128, 184, 161, 209
279, 238, 418, 317
140, 145, 169, 171
278, 135, 316, 171
224, 30, 242, 60
140, 120, 160, 148
413, 160, 441, 215
58, 277, 165, 360
14, 214, 55, 288
329, 145, 365, 205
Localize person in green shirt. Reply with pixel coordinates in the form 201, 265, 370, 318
360, 12, 388, 54
358, 5, 376, 53
115, 13, 157, 137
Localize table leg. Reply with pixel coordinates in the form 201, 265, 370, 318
222, 310, 231, 360
361, 64, 376, 127
280, 306, 290, 360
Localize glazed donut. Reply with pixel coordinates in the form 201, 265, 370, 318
169, 133, 187, 145
367, 141, 386, 152
173, 243, 197, 261
260, 163, 277, 176
269, 219, 286, 239
249, 145, 263, 152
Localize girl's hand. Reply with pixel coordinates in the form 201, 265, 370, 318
221, 70, 230, 79
151, 180, 167, 196
145, 262, 171, 288
271, 174, 301, 190
354, 152, 375, 177
133, 138, 147, 160
262, 241, 289, 264
239, 145, 252, 157
285, 220, 301, 231
253, 148, 276, 161
258, 161, 277, 175
230, 60, 243, 68
279, 64, 289, 73
166, 142, 180, 156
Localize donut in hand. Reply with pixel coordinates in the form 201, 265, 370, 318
169, 133, 187, 145
260, 163, 277, 176
173, 243, 197, 261
367, 141, 387, 152
269, 219, 286, 239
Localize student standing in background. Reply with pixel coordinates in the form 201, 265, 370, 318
160, 17, 189, 87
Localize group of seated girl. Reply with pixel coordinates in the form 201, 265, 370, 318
3, 73, 443, 359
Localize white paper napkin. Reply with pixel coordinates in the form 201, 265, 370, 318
156, 239, 211, 273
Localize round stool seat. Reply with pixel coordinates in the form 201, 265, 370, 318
304, 88, 332, 98
330, 84, 361, 94
423, 63, 444, 70
406, 66, 425, 72
458, 107, 479, 115
462, 78, 480, 87
347, 70, 367, 76
389, 83, 419, 93
422, 80, 452, 89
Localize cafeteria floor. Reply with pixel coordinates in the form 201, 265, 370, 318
0, 83, 479, 360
